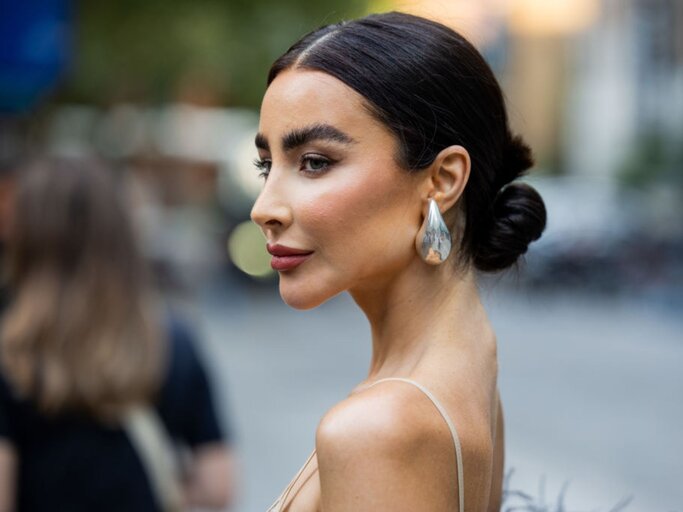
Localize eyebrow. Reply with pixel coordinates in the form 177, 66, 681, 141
255, 132, 269, 151
254, 123, 356, 152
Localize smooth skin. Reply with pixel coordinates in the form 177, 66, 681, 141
252, 69, 504, 512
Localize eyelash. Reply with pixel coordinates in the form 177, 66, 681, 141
253, 154, 334, 179
253, 158, 271, 179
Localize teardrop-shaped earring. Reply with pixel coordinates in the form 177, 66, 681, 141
415, 198, 452, 265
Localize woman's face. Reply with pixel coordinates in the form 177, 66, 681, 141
251, 69, 426, 309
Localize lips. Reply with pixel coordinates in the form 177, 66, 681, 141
266, 244, 314, 271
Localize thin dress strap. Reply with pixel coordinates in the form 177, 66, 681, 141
363, 377, 465, 512
268, 377, 465, 512
267, 449, 317, 511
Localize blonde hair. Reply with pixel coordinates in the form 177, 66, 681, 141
1, 158, 163, 420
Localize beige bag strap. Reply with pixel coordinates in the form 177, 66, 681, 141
124, 406, 184, 512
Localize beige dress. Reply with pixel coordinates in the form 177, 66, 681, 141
267, 377, 465, 511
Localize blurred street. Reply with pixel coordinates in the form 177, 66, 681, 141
2, 1, 682, 510
194, 281, 683, 512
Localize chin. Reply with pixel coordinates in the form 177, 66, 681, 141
278, 274, 341, 310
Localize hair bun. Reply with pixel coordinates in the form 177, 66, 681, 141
495, 132, 535, 189
474, 182, 547, 272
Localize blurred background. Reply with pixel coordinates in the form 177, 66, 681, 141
1, 0, 681, 510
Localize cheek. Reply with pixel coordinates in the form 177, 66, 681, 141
296, 166, 420, 271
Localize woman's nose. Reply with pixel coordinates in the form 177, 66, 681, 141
250, 180, 292, 233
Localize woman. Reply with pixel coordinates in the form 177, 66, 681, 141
0, 158, 235, 511
251, 12, 546, 512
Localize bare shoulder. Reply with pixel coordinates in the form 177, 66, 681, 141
316, 382, 434, 455
315, 382, 458, 511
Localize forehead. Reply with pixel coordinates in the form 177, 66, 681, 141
259, 69, 376, 137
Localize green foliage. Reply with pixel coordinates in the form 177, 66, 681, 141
64, 0, 368, 107
618, 130, 683, 189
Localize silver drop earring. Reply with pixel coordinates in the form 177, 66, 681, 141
415, 198, 452, 265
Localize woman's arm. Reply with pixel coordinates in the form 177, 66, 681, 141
165, 314, 238, 509
315, 388, 460, 511
183, 443, 238, 510
0, 440, 16, 512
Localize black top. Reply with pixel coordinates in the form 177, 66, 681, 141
0, 313, 228, 512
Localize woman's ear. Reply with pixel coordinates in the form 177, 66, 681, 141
423, 145, 471, 212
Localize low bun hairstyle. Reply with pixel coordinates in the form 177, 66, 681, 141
473, 133, 547, 271
268, 11, 547, 272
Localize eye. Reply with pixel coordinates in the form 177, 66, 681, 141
301, 154, 332, 175
253, 158, 272, 179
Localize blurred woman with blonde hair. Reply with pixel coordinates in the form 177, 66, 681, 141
0, 158, 235, 512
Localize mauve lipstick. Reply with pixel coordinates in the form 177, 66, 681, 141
266, 244, 314, 271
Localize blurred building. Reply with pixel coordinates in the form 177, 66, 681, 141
397, 0, 683, 180
565, 0, 683, 180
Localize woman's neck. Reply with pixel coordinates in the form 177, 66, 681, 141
350, 258, 486, 381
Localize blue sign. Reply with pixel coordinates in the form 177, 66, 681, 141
0, 0, 72, 113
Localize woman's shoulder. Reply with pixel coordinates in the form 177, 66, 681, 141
320, 377, 493, 445
316, 382, 452, 468
318, 386, 409, 454
314, 381, 469, 508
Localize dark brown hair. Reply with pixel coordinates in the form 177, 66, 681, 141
268, 11, 547, 272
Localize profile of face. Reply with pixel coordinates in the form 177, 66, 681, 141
250, 70, 429, 310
